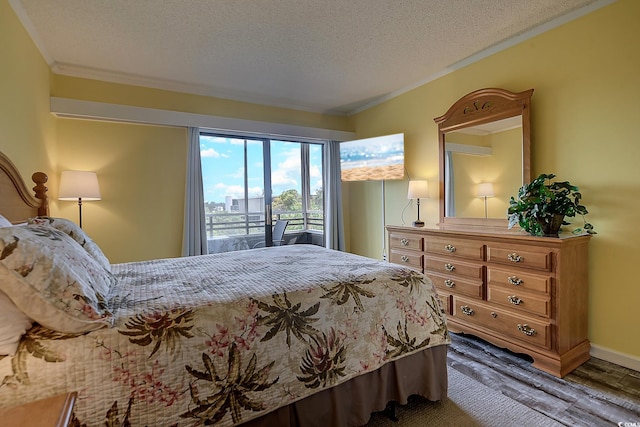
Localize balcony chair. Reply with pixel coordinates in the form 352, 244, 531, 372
253, 220, 288, 248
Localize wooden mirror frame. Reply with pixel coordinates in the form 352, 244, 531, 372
434, 87, 533, 227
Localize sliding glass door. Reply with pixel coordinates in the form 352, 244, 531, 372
199, 132, 324, 253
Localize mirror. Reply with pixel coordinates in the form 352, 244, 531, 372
434, 88, 533, 227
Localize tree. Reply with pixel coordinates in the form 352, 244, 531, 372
273, 189, 301, 212
310, 187, 323, 210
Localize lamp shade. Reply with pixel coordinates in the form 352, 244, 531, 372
407, 180, 429, 199
59, 171, 101, 201
477, 182, 495, 198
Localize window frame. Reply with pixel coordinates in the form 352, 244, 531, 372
199, 130, 326, 246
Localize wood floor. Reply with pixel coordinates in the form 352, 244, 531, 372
448, 333, 640, 426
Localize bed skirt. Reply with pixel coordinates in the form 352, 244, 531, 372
242, 344, 449, 427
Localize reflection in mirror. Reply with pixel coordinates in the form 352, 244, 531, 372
434, 88, 533, 227
444, 116, 523, 219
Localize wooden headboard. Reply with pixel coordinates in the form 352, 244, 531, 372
0, 151, 49, 223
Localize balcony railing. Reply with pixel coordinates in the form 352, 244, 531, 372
205, 211, 323, 238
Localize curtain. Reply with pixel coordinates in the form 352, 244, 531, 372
445, 151, 455, 217
323, 141, 345, 251
182, 127, 208, 256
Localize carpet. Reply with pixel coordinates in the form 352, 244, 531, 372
366, 367, 563, 426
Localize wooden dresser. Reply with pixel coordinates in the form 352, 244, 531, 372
387, 225, 591, 378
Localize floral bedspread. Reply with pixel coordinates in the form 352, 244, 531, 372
0, 245, 449, 426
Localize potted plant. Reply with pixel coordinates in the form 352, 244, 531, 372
507, 173, 596, 237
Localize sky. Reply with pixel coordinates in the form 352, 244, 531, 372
339, 133, 404, 170
200, 135, 323, 203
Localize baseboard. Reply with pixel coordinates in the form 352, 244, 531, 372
590, 344, 640, 372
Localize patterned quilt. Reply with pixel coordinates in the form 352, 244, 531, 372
0, 244, 450, 426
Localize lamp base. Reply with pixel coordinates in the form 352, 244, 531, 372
412, 220, 425, 227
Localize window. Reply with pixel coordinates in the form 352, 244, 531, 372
199, 132, 324, 253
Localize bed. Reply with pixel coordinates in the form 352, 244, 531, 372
0, 151, 450, 426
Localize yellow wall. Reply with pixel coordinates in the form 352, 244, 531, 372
487, 129, 522, 217
0, 0, 56, 176
349, 0, 640, 359
56, 119, 187, 263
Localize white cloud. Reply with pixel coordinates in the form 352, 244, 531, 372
229, 167, 245, 179
272, 148, 300, 189
201, 148, 228, 158
229, 138, 262, 146
247, 186, 264, 198
310, 164, 321, 178
272, 169, 298, 187
212, 183, 263, 199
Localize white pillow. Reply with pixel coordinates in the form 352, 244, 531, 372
0, 214, 13, 228
0, 290, 33, 356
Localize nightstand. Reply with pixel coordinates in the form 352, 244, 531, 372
0, 392, 77, 427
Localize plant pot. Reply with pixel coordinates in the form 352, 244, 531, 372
537, 214, 565, 237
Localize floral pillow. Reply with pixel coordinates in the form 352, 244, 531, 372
0, 225, 114, 333
28, 216, 111, 271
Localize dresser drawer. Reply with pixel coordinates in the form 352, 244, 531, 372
390, 249, 423, 271
389, 233, 423, 251
425, 236, 483, 261
425, 256, 483, 280
487, 267, 551, 295
430, 272, 483, 299
486, 244, 552, 272
487, 285, 551, 318
452, 296, 551, 349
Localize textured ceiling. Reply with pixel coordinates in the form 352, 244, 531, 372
12, 0, 607, 115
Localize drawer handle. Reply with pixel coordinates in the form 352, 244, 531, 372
491, 312, 498, 318
507, 253, 522, 263
517, 324, 536, 336
445, 263, 455, 272
444, 279, 455, 288
508, 295, 523, 305
445, 244, 456, 253
460, 305, 474, 316
507, 276, 523, 286
401, 255, 410, 263
401, 238, 409, 246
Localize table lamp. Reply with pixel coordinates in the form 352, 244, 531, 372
407, 180, 429, 227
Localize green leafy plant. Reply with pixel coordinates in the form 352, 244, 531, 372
507, 173, 596, 237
